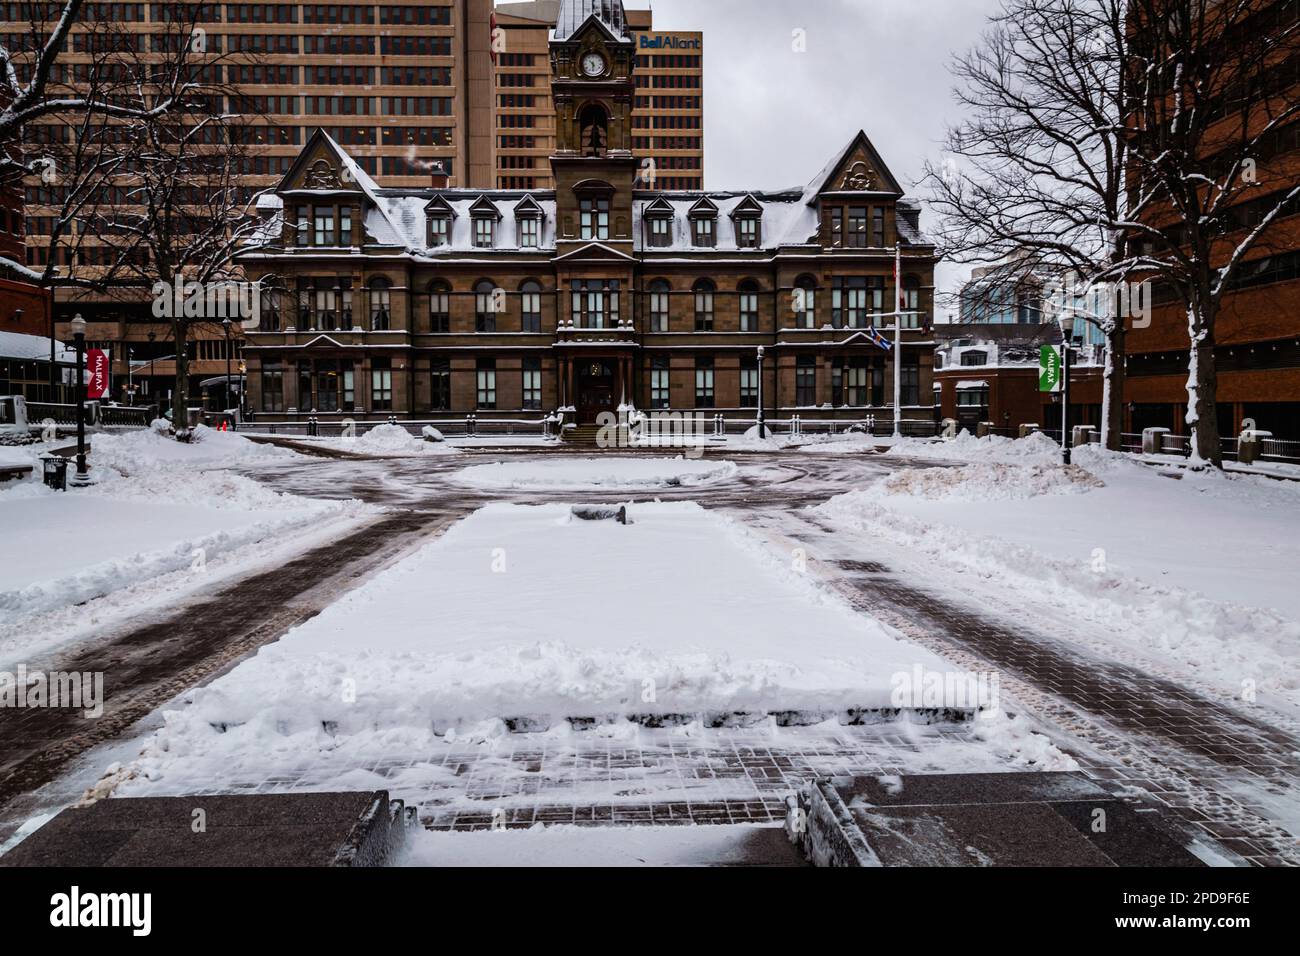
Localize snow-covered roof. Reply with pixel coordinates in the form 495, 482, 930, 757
0, 330, 75, 363
632, 191, 814, 252
245, 128, 934, 257
371, 191, 559, 253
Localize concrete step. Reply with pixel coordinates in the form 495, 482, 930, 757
789, 772, 1207, 867
1, 791, 412, 867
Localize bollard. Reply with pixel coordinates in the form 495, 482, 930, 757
1237, 429, 1272, 465
1140, 426, 1169, 455
976, 421, 991, 438
1071, 425, 1098, 448
1018, 423, 1040, 438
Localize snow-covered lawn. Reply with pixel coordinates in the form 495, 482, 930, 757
450, 456, 737, 490
0, 426, 368, 663
821, 432, 1300, 710
143, 502, 961, 730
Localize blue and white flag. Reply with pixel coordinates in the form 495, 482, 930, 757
865, 326, 893, 350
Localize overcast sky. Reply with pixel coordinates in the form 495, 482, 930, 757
632, 0, 1005, 313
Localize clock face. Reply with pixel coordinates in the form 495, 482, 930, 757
581, 52, 606, 77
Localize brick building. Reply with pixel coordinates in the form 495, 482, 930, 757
1123, 0, 1300, 442
235, 0, 936, 427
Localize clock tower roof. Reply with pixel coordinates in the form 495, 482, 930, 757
553, 0, 630, 41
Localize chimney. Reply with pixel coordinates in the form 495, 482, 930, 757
430, 161, 449, 189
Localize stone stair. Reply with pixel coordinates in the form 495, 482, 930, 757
562, 424, 602, 445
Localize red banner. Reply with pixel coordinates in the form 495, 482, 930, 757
86, 348, 111, 400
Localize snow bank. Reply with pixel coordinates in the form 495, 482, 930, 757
886, 430, 1063, 464
451, 456, 738, 490
820, 443, 1300, 709
882, 462, 1104, 501
295, 423, 460, 457
0, 424, 365, 632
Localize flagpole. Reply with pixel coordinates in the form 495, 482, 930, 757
893, 241, 902, 438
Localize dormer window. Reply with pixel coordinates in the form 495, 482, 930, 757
692, 216, 714, 246
735, 216, 759, 247
424, 195, 456, 248
649, 216, 671, 247
468, 195, 501, 248
520, 217, 539, 247
643, 197, 674, 248
428, 215, 450, 247
730, 196, 763, 248
514, 195, 544, 248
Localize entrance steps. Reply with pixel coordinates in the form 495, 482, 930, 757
561, 423, 629, 446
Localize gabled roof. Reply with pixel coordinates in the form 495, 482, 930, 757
299, 334, 352, 347
275, 129, 407, 248
553, 0, 629, 41
729, 194, 764, 218
423, 194, 457, 217
278, 128, 378, 196
513, 194, 545, 217
553, 241, 636, 262
687, 196, 718, 218
468, 195, 502, 219
800, 130, 904, 202
642, 196, 675, 217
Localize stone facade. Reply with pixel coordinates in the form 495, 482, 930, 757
236, 0, 937, 427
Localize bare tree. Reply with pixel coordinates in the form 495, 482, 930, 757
927, 0, 1300, 466
0, 1, 207, 278
921, 0, 1139, 451
1123, 0, 1300, 465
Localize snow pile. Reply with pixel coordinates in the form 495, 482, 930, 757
887, 430, 1063, 464
300, 423, 459, 456
92, 424, 292, 471
451, 456, 738, 490
882, 462, 1104, 501
821, 460, 1300, 709
0, 424, 367, 636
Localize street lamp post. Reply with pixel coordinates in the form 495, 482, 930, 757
222, 317, 232, 415
70, 313, 89, 484
755, 344, 766, 438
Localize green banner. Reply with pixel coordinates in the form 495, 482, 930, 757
1039, 345, 1062, 392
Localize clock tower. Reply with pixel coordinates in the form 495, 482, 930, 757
548, 0, 638, 248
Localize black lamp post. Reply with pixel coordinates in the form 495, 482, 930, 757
70, 313, 89, 483
755, 344, 767, 438
222, 316, 232, 414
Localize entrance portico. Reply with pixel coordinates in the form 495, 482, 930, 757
557, 348, 636, 423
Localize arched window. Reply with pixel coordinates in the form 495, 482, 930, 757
368, 278, 392, 330
475, 279, 499, 332
693, 278, 714, 332
793, 275, 816, 329
738, 279, 760, 332
428, 280, 450, 333
648, 279, 670, 332
578, 103, 608, 156
519, 279, 541, 333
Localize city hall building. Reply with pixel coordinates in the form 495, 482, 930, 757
236, 0, 937, 428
